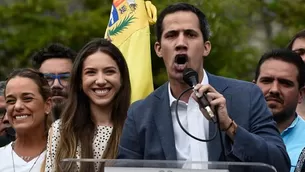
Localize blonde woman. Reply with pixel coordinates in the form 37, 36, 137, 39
0, 68, 52, 172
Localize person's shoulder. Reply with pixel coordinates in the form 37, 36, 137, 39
212, 74, 254, 86
0, 143, 12, 170
130, 83, 168, 109
209, 73, 258, 92
0, 142, 12, 153
53, 119, 62, 127
50, 119, 62, 134
297, 116, 305, 127
127, 83, 169, 121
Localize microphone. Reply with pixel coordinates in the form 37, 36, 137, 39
183, 68, 216, 123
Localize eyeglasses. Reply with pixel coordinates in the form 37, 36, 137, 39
43, 73, 70, 87
293, 48, 305, 56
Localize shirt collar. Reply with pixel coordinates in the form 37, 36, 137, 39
168, 69, 209, 106
281, 114, 300, 134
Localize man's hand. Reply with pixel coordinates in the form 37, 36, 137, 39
192, 84, 232, 131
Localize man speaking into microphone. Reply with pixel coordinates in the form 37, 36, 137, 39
117, 2, 290, 171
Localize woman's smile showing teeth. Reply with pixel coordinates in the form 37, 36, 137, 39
14, 114, 30, 120
93, 88, 110, 96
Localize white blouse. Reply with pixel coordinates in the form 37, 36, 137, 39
45, 120, 113, 172
0, 142, 46, 172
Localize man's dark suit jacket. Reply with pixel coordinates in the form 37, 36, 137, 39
0, 127, 15, 147
118, 73, 290, 172
0, 136, 12, 147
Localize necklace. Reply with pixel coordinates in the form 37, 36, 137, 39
11, 142, 46, 172
20, 156, 33, 161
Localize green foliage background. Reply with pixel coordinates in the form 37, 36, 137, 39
0, 0, 304, 88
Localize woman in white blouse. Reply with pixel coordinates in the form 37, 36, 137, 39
0, 68, 52, 172
45, 38, 131, 172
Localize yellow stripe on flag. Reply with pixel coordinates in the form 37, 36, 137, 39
105, 0, 157, 103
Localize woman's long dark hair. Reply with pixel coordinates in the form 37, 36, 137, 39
55, 38, 131, 172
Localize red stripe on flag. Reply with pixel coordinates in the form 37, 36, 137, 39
114, 0, 125, 7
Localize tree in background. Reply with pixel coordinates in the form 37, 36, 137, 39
0, 0, 304, 87
0, 0, 111, 79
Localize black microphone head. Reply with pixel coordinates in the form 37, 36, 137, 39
183, 68, 199, 87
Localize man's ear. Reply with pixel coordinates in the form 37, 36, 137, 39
298, 86, 305, 104
154, 41, 162, 58
202, 41, 211, 57
252, 80, 256, 84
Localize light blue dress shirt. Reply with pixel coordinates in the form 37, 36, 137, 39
281, 115, 305, 172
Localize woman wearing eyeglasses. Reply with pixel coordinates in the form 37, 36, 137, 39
45, 38, 131, 172
0, 68, 52, 172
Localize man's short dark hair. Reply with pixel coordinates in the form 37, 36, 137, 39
287, 29, 305, 50
0, 81, 5, 96
155, 2, 210, 42
254, 48, 305, 89
31, 43, 77, 69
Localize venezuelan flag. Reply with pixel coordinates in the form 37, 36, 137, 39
105, 0, 157, 103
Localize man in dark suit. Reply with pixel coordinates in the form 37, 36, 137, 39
117, 2, 290, 172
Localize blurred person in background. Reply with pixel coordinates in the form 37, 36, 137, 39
254, 49, 305, 172
0, 81, 9, 136
45, 38, 131, 172
287, 29, 305, 172
0, 81, 15, 147
0, 112, 15, 147
287, 29, 305, 120
0, 68, 52, 172
32, 43, 76, 120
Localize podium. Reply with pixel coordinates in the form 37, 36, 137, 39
59, 159, 277, 172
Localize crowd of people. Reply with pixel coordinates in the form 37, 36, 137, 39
0, 2, 304, 172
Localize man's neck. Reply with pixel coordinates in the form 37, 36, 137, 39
169, 80, 192, 103
277, 115, 297, 133
169, 69, 205, 103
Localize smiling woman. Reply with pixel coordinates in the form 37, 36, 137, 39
0, 68, 52, 172
45, 38, 131, 172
